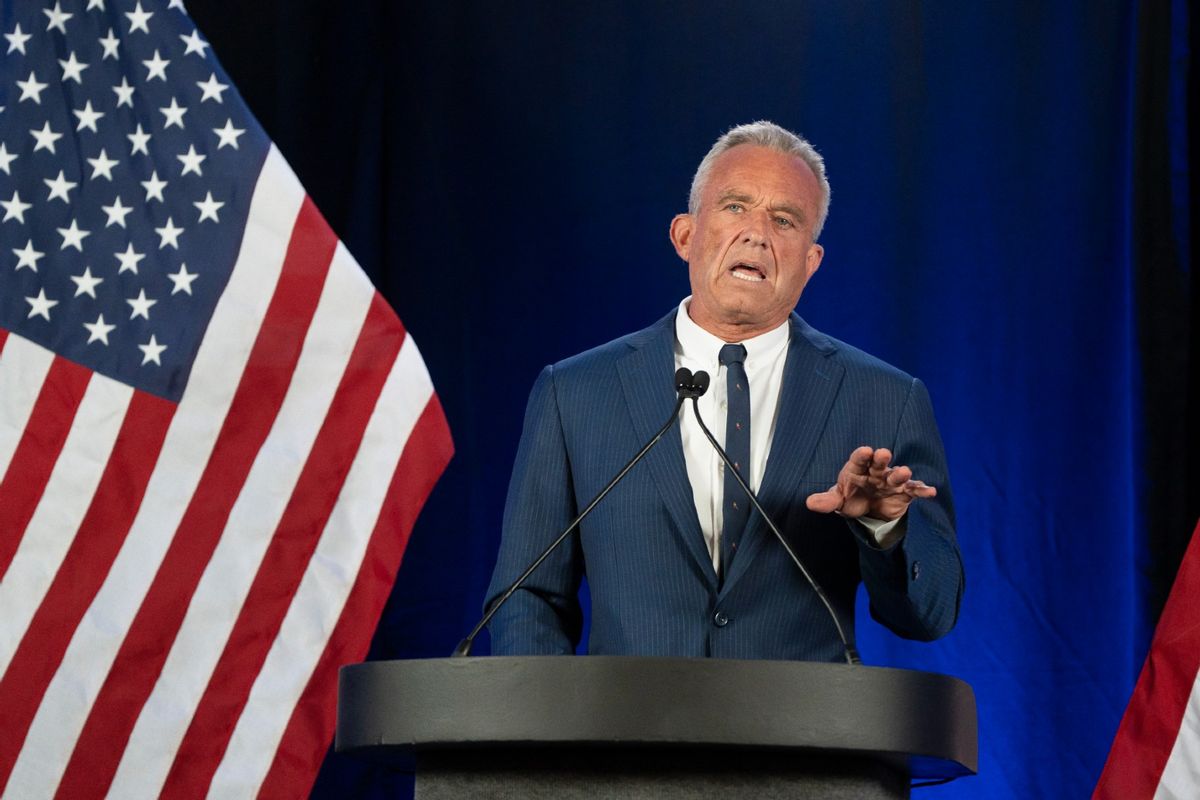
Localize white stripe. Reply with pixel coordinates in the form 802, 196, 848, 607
0, 373, 130, 678
3, 147, 304, 800
108, 244, 376, 800
0, 333, 55, 483
1155, 666, 1200, 800
207, 337, 434, 798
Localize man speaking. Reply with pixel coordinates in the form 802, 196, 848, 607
485, 121, 963, 662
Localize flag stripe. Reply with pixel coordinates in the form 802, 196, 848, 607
0, 147, 304, 800
0, 372, 133, 678
206, 338, 439, 798
108, 243, 379, 800
1157, 668, 1200, 798
259, 395, 453, 800
0, 334, 54, 485
0, 390, 173, 788
154, 291, 406, 799
1094, 520, 1200, 799
0, 357, 91, 580
52, 197, 338, 800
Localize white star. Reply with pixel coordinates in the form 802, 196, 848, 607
159, 97, 187, 129
115, 243, 145, 274
85, 314, 116, 345
167, 262, 198, 295
169, 0, 187, 10
87, 0, 106, 10
127, 288, 157, 319
0, 143, 17, 175
31, 121, 63, 153
139, 334, 166, 366
17, 72, 48, 104
194, 191, 224, 223
102, 195, 133, 227
197, 73, 228, 103
213, 118, 246, 150
73, 100, 105, 132
113, 76, 135, 107
71, 267, 104, 298
177, 144, 205, 176
57, 219, 91, 251
2, 191, 32, 223
143, 49, 169, 81
99, 27, 120, 59
59, 51, 89, 83
44, 169, 77, 202
179, 29, 209, 56
155, 217, 183, 249
141, 171, 167, 202
26, 289, 59, 321
44, 2, 73, 34
126, 2, 153, 34
13, 240, 44, 271
128, 123, 151, 155
5, 23, 32, 55
87, 149, 119, 180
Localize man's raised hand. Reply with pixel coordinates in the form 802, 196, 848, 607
805, 446, 936, 522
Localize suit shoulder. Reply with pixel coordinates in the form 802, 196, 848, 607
792, 314, 916, 388
547, 311, 673, 381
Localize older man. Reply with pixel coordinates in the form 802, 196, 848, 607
485, 121, 962, 662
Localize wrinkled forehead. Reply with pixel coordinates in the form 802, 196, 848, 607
703, 145, 820, 208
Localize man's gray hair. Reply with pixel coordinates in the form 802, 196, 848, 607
688, 120, 831, 239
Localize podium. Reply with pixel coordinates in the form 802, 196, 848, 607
337, 656, 977, 799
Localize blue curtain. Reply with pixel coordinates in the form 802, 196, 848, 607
186, 2, 1195, 797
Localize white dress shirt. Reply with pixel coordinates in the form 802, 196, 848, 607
672, 298, 899, 572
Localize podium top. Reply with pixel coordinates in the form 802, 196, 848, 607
337, 656, 977, 781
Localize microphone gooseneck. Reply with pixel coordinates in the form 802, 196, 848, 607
686, 381, 861, 666
453, 370, 697, 657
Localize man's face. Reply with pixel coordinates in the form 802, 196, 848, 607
670, 144, 825, 341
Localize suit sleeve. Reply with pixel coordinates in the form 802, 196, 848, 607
853, 377, 964, 640
484, 364, 584, 654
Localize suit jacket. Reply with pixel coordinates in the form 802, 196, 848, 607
485, 309, 963, 662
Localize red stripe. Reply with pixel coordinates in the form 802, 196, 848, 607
0, 328, 9, 355
1093, 518, 1200, 799
158, 295, 406, 798
0, 357, 91, 581
257, 396, 452, 800
53, 198, 337, 800
0, 391, 174, 793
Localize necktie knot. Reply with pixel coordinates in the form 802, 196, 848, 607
719, 343, 747, 367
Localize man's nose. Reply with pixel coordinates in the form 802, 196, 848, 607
741, 212, 770, 247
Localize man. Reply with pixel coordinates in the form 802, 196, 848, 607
486, 121, 962, 662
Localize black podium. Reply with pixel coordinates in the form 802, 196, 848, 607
337, 656, 976, 799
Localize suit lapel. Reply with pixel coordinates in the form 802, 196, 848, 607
720, 314, 845, 595
617, 311, 718, 589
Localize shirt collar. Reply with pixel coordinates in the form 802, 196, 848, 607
674, 296, 791, 368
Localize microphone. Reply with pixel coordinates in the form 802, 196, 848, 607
686, 373, 861, 666
453, 368, 699, 657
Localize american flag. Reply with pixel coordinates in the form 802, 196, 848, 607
0, 1, 453, 798
1093, 518, 1200, 799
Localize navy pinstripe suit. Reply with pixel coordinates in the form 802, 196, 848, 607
486, 309, 963, 662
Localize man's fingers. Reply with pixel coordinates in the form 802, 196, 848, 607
885, 465, 912, 486
806, 486, 843, 513
846, 446, 874, 473
904, 480, 937, 498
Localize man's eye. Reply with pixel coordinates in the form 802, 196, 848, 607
775, 217, 793, 227
725, 203, 744, 212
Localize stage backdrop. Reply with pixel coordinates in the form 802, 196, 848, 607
185, 2, 1197, 797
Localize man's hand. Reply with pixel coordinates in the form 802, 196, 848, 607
805, 446, 936, 522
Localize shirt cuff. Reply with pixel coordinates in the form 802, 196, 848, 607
855, 514, 906, 549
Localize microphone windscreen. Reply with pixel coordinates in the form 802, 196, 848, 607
692, 370, 711, 396
675, 367, 694, 391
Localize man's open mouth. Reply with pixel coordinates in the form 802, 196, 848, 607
730, 262, 766, 282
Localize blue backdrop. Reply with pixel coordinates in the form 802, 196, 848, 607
187, 2, 1197, 797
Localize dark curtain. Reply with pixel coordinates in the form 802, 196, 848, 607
186, 2, 1197, 797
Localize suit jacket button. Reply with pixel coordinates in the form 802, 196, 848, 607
911, 561, 921, 581
713, 611, 729, 627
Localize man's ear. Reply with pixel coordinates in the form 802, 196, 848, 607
669, 214, 693, 261
805, 243, 824, 279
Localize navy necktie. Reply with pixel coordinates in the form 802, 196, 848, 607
719, 343, 750, 579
